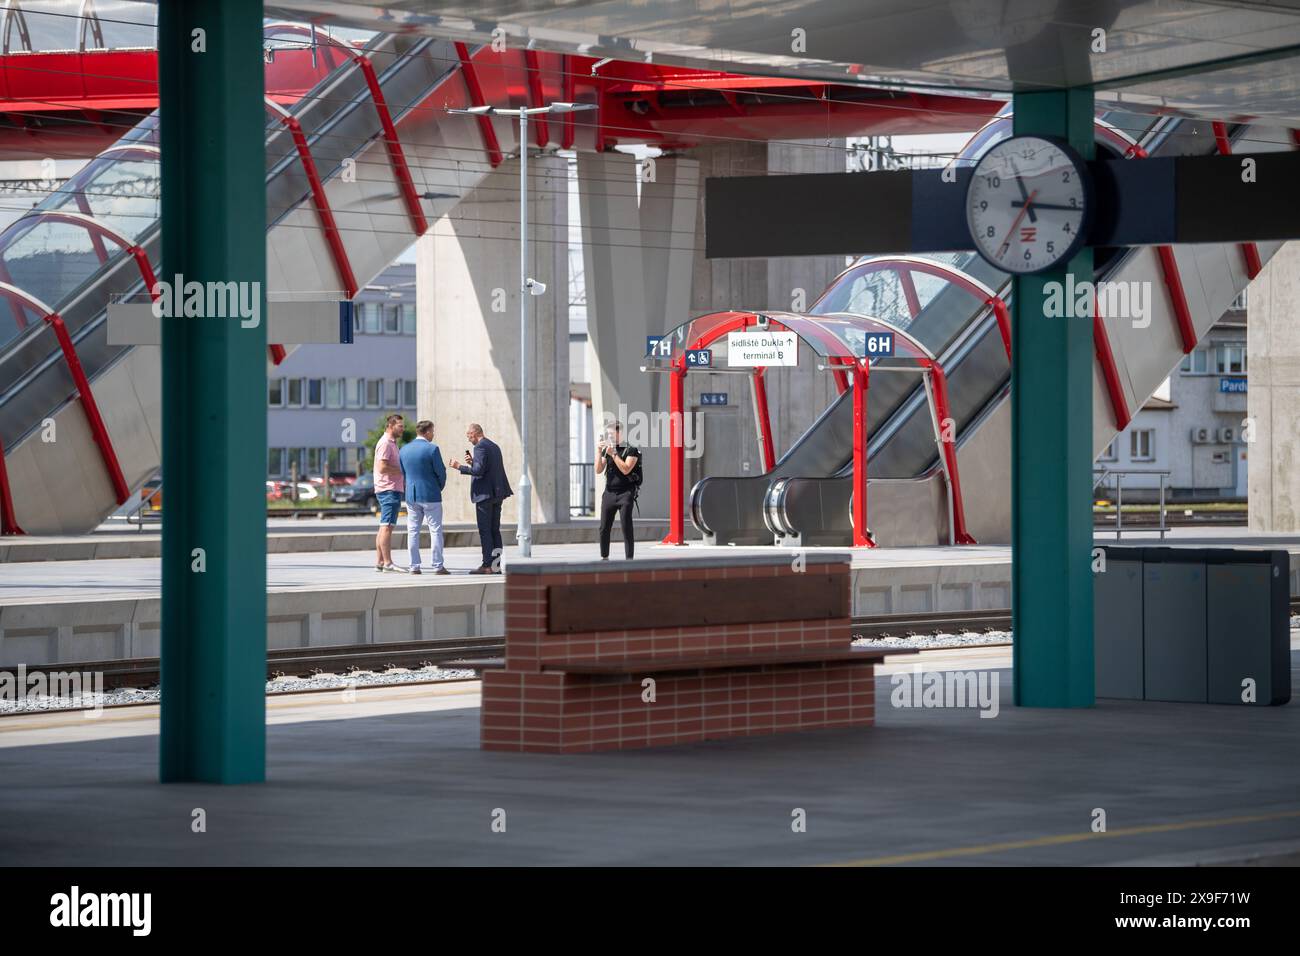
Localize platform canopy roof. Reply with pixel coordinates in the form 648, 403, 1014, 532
270, 0, 1300, 129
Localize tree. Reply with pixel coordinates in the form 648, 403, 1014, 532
360, 413, 416, 471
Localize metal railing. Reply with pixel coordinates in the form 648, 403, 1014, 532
1093, 468, 1170, 539
569, 461, 595, 516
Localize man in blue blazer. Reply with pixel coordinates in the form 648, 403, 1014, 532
448, 422, 512, 574
399, 420, 448, 574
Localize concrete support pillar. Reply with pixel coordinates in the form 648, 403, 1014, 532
1248, 240, 1300, 532
578, 151, 699, 519
416, 155, 568, 527
158, 0, 266, 783
686, 140, 843, 483
1011, 89, 1095, 708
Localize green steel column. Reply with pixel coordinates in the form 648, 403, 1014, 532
1011, 88, 1096, 707
158, 0, 267, 782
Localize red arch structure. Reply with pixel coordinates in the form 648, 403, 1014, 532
815, 255, 1013, 363
0, 281, 130, 534
652, 309, 977, 548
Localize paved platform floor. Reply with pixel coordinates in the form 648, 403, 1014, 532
0, 540, 1017, 604
1, 649, 1296, 866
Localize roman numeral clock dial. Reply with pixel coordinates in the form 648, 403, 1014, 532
965, 135, 1092, 274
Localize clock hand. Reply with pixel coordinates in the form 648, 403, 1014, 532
996, 189, 1038, 260
1008, 158, 1037, 224
1012, 200, 1077, 212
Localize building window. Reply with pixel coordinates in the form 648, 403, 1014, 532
403, 380, 417, 407
1098, 439, 1117, 462
384, 303, 401, 334
328, 447, 347, 473
366, 379, 381, 407
364, 302, 381, 334
306, 447, 322, 475
268, 448, 284, 477
307, 378, 324, 408
1180, 347, 1210, 375
1216, 343, 1246, 375
268, 378, 284, 406
385, 379, 399, 406
1130, 429, 1154, 462
402, 303, 416, 335
346, 377, 363, 409
325, 378, 343, 409
286, 378, 304, 407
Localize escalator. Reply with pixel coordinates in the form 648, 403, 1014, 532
692, 111, 1297, 547
0, 28, 552, 534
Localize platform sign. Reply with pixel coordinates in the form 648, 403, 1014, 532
686, 348, 713, 368
1219, 378, 1247, 394
646, 335, 671, 358
861, 331, 895, 358
726, 330, 798, 366
700, 392, 728, 406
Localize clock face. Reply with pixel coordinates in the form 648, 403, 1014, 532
966, 135, 1091, 274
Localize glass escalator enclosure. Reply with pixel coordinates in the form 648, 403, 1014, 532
0, 117, 160, 351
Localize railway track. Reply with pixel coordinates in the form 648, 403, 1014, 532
20, 600, 1300, 694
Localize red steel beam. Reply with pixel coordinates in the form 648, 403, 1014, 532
1211, 121, 1262, 280
752, 367, 776, 471
455, 42, 504, 167
1155, 246, 1197, 352
851, 359, 874, 548
561, 55, 576, 149
1093, 300, 1131, 432
46, 312, 130, 504
990, 296, 1012, 361
277, 111, 358, 299
354, 55, 428, 236
0, 441, 22, 534
1128, 142, 1197, 352
927, 362, 976, 545
663, 357, 686, 544
523, 49, 549, 148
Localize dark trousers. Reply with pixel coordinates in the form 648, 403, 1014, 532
599, 490, 635, 559
475, 498, 503, 569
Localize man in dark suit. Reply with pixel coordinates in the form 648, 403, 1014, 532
448, 422, 512, 574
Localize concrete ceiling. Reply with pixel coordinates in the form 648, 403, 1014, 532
264, 0, 1300, 127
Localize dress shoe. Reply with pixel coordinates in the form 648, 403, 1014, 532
470, 566, 493, 575
410, 567, 422, 575
433, 568, 450, 575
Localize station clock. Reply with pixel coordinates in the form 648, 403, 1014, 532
965, 135, 1092, 274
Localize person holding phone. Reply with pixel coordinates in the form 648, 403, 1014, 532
448, 423, 512, 573
595, 420, 641, 560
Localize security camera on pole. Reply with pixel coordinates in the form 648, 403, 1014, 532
447, 100, 594, 558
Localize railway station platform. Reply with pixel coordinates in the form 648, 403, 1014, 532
1, 645, 1297, 866
3, 529, 1297, 668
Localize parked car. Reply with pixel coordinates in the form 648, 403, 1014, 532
332, 472, 378, 513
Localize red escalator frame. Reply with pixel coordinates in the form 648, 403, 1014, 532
0, 283, 132, 533
660, 311, 975, 547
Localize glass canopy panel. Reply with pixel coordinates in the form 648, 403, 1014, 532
654, 310, 933, 365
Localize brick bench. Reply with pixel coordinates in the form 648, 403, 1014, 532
481, 554, 896, 753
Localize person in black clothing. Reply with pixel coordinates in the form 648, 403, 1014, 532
595, 421, 640, 560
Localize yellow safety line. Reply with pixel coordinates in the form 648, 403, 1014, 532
826, 808, 1300, 866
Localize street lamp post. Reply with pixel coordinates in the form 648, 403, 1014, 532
448, 101, 594, 559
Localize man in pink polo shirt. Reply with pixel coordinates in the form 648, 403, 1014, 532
373, 414, 406, 572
